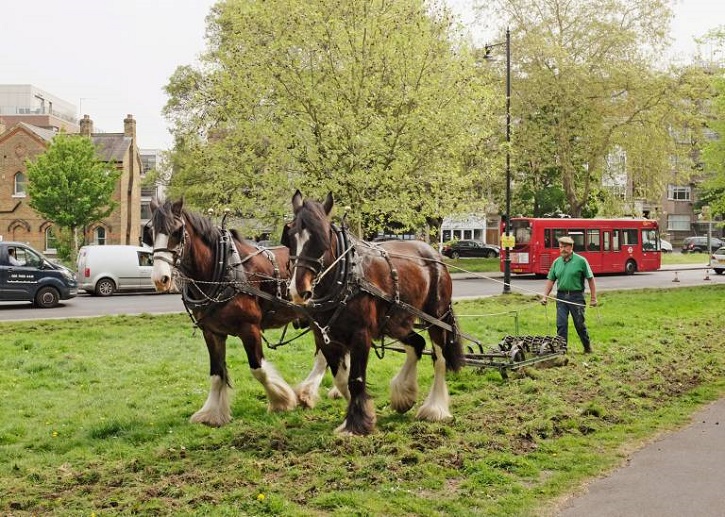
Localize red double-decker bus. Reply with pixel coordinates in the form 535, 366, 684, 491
500, 217, 662, 276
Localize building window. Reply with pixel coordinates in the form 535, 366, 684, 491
141, 201, 152, 220
667, 185, 691, 201
94, 227, 107, 245
667, 214, 691, 232
45, 227, 58, 252
14, 172, 27, 196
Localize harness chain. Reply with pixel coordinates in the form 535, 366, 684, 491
299, 225, 481, 347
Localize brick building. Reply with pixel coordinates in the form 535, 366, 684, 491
0, 114, 142, 256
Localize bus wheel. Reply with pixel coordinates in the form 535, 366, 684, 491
624, 259, 637, 275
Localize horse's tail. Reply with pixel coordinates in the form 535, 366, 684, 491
442, 305, 465, 372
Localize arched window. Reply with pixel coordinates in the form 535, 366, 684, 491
94, 227, 107, 245
14, 172, 27, 196
45, 227, 58, 252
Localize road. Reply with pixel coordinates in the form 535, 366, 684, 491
1, 265, 722, 322
452, 264, 722, 299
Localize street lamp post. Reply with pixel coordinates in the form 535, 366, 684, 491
503, 27, 512, 294
486, 29, 513, 294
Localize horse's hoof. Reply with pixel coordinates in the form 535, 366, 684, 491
334, 421, 370, 436
268, 399, 298, 412
327, 386, 344, 399
295, 384, 320, 409
190, 411, 231, 427
390, 398, 416, 414
415, 405, 452, 422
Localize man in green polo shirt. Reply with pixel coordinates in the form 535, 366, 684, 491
540, 235, 597, 353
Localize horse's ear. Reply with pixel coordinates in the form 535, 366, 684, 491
323, 192, 334, 216
292, 190, 303, 214
280, 222, 291, 247
171, 198, 184, 216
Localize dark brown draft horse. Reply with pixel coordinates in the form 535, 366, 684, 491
148, 198, 334, 427
283, 191, 465, 435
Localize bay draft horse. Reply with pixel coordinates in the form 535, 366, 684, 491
282, 191, 465, 435
148, 198, 336, 427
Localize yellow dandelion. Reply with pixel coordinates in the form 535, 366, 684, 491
257, 493, 266, 502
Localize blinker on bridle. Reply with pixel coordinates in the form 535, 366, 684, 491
152, 217, 187, 267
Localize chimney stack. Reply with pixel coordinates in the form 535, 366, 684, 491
124, 114, 136, 140
79, 114, 93, 136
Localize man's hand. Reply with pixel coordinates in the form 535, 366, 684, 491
590, 297, 597, 307
540, 295, 548, 305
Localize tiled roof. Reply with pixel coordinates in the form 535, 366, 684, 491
15, 122, 57, 142
91, 133, 131, 162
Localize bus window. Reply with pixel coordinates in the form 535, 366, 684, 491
642, 229, 657, 251
545, 229, 563, 248
514, 226, 531, 244
612, 230, 621, 251
587, 229, 601, 251
603, 231, 611, 251
551, 229, 568, 248
569, 231, 585, 252
622, 229, 638, 245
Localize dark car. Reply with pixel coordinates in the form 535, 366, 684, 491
441, 240, 500, 259
681, 236, 724, 254
0, 242, 78, 308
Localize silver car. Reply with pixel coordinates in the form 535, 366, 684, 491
710, 247, 725, 275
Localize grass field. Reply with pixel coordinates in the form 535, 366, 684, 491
1, 285, 724, 515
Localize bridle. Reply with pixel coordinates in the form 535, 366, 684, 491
288, 224, 354, 305
150, 217, 187, 268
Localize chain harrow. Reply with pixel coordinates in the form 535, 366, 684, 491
464, 334, 568, 378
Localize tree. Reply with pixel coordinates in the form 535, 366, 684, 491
26, 133, 120, 258
699, 28, 725, 220
164, 0, 500, 237
475, 0, 692, 217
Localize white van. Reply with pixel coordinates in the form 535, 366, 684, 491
76, 245, 156, 296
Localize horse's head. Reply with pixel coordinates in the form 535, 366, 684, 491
148, 198, 186, 292
282, 190, 334, 305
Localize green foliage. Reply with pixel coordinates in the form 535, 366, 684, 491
702, 70, 725, 219
477, 0, 697, 217
0, 287, 724, 515
164, 0, 498, 235
26, 133, 120, 252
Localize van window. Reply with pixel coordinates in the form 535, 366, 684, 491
138, 251, 153, 267
13, 247, 43, 268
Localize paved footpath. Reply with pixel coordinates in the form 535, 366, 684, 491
556, 398, 725, 516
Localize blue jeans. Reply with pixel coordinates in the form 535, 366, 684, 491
556, 291, 591, 351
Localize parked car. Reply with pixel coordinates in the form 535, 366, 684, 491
710, 247, 725, 275
76, 245, 156, 296
681, 236, 724, 254
441, 240, 500, 259
0, 241, 78, 308
660, 239, 673, 253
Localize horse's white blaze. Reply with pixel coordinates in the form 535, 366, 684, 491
252, 359, 298, 411
295, 350, 328, 408
416, 344, 452, 421
151, 233, 174, 291
390, 345, 419, 413
190, 374, 231, 427
288, 228, 311, 303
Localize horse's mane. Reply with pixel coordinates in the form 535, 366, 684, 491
153, 200, 221, 248
183, 210, 222, 248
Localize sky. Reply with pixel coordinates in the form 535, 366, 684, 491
1, 0, 722, 151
